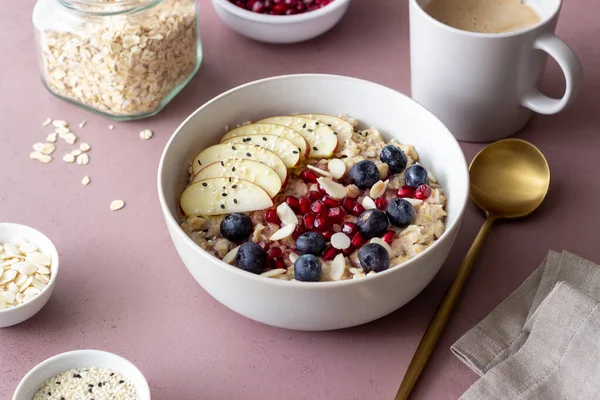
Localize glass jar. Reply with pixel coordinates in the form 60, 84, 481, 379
32, 0, 202, 120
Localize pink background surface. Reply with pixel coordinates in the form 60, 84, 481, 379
1, 0, 600, 399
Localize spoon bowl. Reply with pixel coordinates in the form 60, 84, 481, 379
396, 138, 550, 399
470, 139, 550, 219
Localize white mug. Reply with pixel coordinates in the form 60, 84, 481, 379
409, 0, 583, 142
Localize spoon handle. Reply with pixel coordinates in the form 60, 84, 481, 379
395, 216, 495, 400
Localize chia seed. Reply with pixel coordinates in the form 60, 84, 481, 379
33, 367, 138, 400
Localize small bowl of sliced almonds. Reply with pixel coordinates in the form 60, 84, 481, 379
0, 223, 59, 328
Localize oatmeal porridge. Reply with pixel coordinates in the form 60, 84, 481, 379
180, 114, 447, 282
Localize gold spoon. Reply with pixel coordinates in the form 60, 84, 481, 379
395, 138, 550, 400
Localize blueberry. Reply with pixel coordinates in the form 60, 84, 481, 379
235, 242, 267, 274
220, 213, 253, 242
386, 198, 415, 227
294, 254, 322, 282
380, 145, 407, 173
356, 209, 388, 238
296, 232, 326, 256
358, 243, 389, 273
404, 164, 429, 188
349, 160, 380, 189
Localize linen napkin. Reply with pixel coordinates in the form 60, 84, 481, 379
451, 250, 600, 400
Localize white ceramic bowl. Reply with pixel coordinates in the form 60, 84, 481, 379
211, 0, 351, 43
158, 74, 469, 331
0, 223, 59, 328
13, 349, 151, 400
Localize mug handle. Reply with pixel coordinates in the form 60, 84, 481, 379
520, 33, 583, 115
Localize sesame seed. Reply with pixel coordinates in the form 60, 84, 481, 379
232, 184, 237, 188
197, 160, 201, 165
308, 129, 313, 132
220, 205, 225, 209
220, 161, 224, 166
302, 124, 306, 129
316, 122, 320, 125
234, 199, 238, 204
246, 153, 251, 157
202, 182, 207, 187
313, 146, 318, 151
293, 150, 298, 154
262, 137, 267, 141
328, 124, 332, 127
222, 193, 227, 197
333, 132, 338, 135
231, 146, 236, 150
232, 167, 236, 172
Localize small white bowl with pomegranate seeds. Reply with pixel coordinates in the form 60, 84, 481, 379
0, 222, 59, 328
158, 74, 469, 331
211, 0, 351, 43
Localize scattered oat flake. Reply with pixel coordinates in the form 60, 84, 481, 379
62, 153, 75, 163
82, 175, 90, 186
30, 152, 52, 163
71, 149, 82, 156
33, 142, 45, 152
46, 133, 57, 143
76, 153, 89, 165
139, 129, 153, 140
108, 124, 115, 130
80, 142, 91, 152
55, 126, 70, 135
41, 143, 55, 155
53, 120, 68, 128
110, 200, 125, 211
64, 134, 77, 145
42, 118, 52, 126
78, 120, 87, 128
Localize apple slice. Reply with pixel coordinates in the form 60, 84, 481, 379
192, 159, 282, 198
256, 116, 338, 159
220, 123, 309, 159
180, 178, 273, 216
226, 135, 300, 168
297, 114, 354, 142
192, 143, 288, 184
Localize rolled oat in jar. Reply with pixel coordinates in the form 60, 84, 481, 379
32, 0, 202, 120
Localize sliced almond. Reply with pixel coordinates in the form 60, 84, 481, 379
306, 164, 333, 178
222, 245, 240, 265
330, 232, 351, 250
2, 290, 15, 304
26, 252, 51, 266
0, 270, 17, 285
362, 196, 376, 210
427, 170, 438, 183
327, 159, 346, 179
269, 223, 296, 241
404, 198, 423, 207
42, 118, 52, 127
289, 252, 299, 263
276, 202, 298, 226
370, 237, 394, 257
329, 253, 346, 281
317, 177, 346, 200
19, 242, 38, 253
369, 180, 388, 199
78, 120, 87, 128
377, 163, 389, 180
261, 268, 287, 278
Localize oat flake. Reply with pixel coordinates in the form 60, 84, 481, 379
82, 175, 90, 186
139, 129, 153, 140
76, 153, 89, 165
110, 200, 125, 211
42, 118, 52, 126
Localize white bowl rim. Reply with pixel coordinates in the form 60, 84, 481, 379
0, 222, 59, 314
13, 349, 150, 399
157, 73, 469, 288
212, 0, 351, 24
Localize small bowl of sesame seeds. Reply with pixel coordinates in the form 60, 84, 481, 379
0, 223, 59, 328
211, 0, 351, 43
13, 349, 150, 400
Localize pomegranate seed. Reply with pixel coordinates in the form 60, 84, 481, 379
258, 241, 269, 251
313, 215, 328, 231
265, 209, 280, 224
414, 184, 432, 200
397, 186, 416, 198
317, 183, 327, 194
308, 190, 321, 201
322, 229, 335, 240
267, 247, 282, 259
303, 213, 316, 230
327, 206, 345, 222
286, 196, 300, 211
351, 203, 365, 216
252, 1, 265, 12
233, 0, 245, 8
311, 199, 327, 215
351, 232, 367, 248
342, 247, 354, 256
272, 257, 286, 270
341, 222, 357, 236
342, 196, 356, 211
375, 197, 387, 211
322, 196, 340, 207
292, 224, 305, 240
381, 230, 395, 245
322, 245, 338, 261
299, 169, 318, 183
272, 3, 287, 13
298, 197, 311, 214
